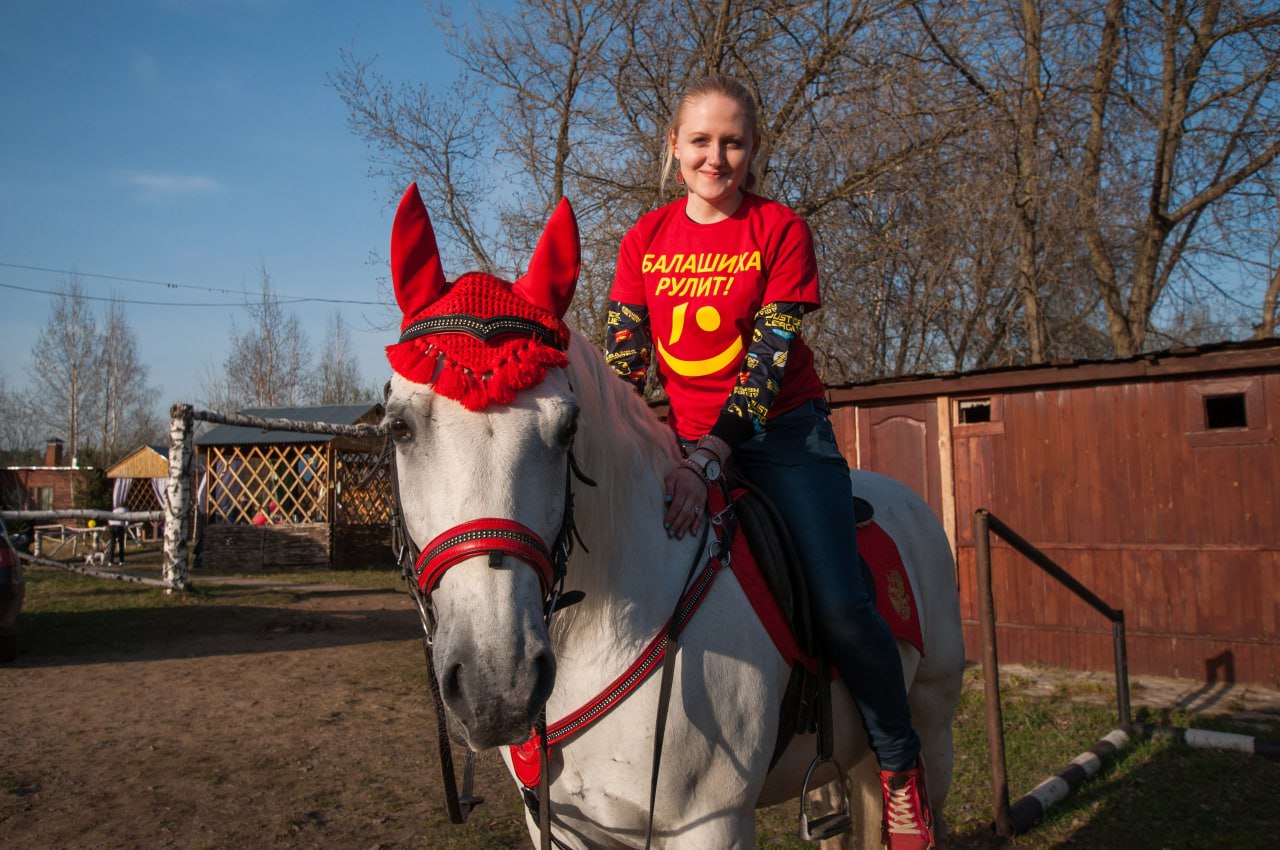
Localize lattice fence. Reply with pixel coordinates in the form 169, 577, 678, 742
334, 448, 392, 526
203, 443, 332, 524
123, 479, 163, 513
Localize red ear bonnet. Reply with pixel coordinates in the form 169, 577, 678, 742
390, 183, 448, 332
513, 197, 579, 319
386, 185, 580, 410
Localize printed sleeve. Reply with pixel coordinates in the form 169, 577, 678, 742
709, 301, 807, 449
763, 216, 821, 309
604, 300, 652, 394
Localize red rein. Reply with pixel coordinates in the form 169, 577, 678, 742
415, 518, 555, 596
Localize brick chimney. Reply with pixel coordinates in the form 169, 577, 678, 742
45, 438, 64, 467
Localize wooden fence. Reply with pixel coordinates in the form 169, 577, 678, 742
3, 405, 386, 592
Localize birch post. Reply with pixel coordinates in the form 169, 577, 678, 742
163, 402, 194, 591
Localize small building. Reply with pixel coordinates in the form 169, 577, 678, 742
104, 444, 172, 539
0, 438, 94, 512
825, 338, 1280, 687
194, 404, 391, 570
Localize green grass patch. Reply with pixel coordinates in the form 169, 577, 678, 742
17, 566, 401, 657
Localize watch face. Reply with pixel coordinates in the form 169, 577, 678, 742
703, 459, 721, 481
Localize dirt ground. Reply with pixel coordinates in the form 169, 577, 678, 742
0, 578, 534, 850
5, 573, 1278, 850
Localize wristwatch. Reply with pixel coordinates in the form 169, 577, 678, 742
682, 449, 722, 484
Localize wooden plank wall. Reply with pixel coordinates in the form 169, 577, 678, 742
951, 374, 1280, 686
200, 523, 330, 570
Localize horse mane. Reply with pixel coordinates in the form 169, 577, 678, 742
556, 325, 680, 633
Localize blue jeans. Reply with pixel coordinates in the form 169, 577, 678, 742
730, 399, 920, 772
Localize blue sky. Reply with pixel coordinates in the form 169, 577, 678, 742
1, 0, 491, 420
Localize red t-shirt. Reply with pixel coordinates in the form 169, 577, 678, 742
611, 193, 826, 440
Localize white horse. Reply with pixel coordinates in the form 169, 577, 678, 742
384, 185, 965, 849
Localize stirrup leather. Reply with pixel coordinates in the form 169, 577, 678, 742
798, 755, 853, 842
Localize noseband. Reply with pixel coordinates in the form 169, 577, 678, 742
390, 427, 593, 632
415, 518, 556, 597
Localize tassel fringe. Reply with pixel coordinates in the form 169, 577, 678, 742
386, 338, 569, 411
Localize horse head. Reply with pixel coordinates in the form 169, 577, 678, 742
384, 183, 580, 749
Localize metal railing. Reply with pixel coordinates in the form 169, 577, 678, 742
973, 508, 1131, 836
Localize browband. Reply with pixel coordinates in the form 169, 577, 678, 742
400, 314, 565, 349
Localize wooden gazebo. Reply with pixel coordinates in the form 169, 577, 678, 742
194, 403, 392, 570
104, 444, 172, 540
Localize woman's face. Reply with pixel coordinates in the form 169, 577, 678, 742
670, 93, 758, 219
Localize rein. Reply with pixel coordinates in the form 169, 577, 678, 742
389, 426, 593, 827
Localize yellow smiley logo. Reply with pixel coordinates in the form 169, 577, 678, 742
657, 302, 743, 377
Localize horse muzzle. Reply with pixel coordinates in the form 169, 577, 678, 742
416, 519, 559, 749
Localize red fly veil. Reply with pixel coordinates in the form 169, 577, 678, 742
385, 183, 581, 409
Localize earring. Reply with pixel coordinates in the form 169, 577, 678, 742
675, 170, 685, 185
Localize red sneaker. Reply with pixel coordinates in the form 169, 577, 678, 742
878, 757, 935, 849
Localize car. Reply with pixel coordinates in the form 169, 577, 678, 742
0, 516, 25, 662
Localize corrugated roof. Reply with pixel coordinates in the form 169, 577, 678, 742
824, 337, 1280, 403
195, 403, 382, 446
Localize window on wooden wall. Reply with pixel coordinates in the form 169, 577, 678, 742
1185, 378, 1272, 447
953, 395, 1005, 435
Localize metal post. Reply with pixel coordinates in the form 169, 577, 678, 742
1112, 617, 1131, 728
162, 403, 194, 591
974, 509, 1014, 837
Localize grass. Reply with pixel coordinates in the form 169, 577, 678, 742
16, 563, 403, 656
14, 568, 1280, 848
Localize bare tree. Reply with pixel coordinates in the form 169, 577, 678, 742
337, 0, 1280, 378
1079, 0, 1280, 355
0, 373, 45, 464
203, 265, 312, 411
29, 276, 98, 462
311, 311, 368, 404
94, 297, 158, 461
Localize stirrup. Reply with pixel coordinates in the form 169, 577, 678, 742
798, 755, 853, 842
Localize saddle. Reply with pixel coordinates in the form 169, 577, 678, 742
728, 480, 877, 768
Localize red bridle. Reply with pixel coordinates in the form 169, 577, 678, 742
414, 517, 555, 597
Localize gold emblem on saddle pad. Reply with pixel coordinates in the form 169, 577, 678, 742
888, 571, 911, 621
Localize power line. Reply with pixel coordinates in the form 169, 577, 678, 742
0, 280, 386, 308
0, 280, 255, 307
0, 261, 386, 306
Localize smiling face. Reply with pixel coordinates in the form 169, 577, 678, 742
670, 93, 759, 223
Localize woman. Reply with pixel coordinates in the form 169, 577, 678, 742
604, 74, 935, 850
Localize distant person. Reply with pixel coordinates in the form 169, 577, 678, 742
108, 505, 127, 565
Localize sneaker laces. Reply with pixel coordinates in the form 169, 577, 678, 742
885, 774, 926, 836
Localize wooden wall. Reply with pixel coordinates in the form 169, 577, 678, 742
956, 375, 1278, 685
197, 523, 394, 571
199, 523, 330, 570
828, 350, 1280, 687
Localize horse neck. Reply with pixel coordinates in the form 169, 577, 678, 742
552, 333, 698, 647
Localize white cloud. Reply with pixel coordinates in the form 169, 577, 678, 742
120, 171, 224, 197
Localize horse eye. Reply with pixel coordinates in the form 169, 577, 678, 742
559, 411, 579, 446
387, 417, 413, 443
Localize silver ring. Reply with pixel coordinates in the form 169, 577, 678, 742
693, 506, 701, 515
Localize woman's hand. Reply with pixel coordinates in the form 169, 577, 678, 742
662, 464, 705, 539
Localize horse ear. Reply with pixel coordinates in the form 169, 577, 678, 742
514, 197, 579, 319
390, 183, 447, 328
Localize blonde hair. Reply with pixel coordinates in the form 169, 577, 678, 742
660, 74, 763, 192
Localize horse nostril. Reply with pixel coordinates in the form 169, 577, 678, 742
441, 661, 464, 702
532, 650, 556, 707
